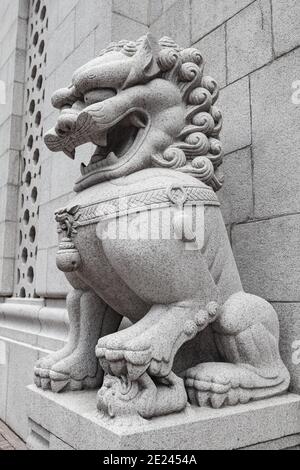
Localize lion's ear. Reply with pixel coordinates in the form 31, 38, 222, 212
122, 33, 161, 89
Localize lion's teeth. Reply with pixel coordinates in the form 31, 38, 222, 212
106, 152, 118, 165
80, 151, 119, 176
130, 114, 146, 128
94, 160, 103, 169
80, 162, 86, 175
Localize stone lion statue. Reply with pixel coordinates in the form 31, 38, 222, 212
34, 34, 290, 419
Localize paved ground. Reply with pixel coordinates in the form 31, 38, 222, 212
0, 421, 26, 450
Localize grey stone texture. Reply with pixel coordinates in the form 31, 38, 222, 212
113, 0, 149, 25
150, 0, 191, 47
36, 32, 289, 424
194, 25, 227, 88
27, 419, 75, 450
4, 341, 40, 438
149, 0, 178, 24
75, 0, 112, 47
36, 193, 74, 297
226, 0, 273, 83
40, 0, 115, 298
232, 215, 300, 302
274, 303, 300, 393
218, 147, 253, 224
243, 432, 300, 450
111, 13, 149, 41
47, 10, 76, 77
190, 1, 300, 407
251, 48, 300, 218
191, 0, 254, 43
219, 77, 251, 155
0, 297, 68, 440
26, 386, 300, 450
0, 0, 28, 295
0, 0, 299, 449
272, 0, 300, 56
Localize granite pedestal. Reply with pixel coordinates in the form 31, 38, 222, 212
26, 385, 300, 450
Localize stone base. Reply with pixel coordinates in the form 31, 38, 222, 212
26, 385, 300, 450
0, 298, 68, 440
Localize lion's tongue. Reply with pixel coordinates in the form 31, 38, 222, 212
92, 132, 108, 147
90, 150, 106, 164
81, 151, 119, 175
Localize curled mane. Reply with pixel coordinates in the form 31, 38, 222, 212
98, 36, 224, 191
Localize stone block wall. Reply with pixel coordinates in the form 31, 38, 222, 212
0, 0, 29, 296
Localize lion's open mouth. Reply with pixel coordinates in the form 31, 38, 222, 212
79, 112, 148, 177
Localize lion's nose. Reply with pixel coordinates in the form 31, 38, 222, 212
55, 113, 77, 137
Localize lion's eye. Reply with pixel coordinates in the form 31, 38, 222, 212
84, 88, 116, 105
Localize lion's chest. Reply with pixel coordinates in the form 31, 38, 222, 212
54, 169, 234, 315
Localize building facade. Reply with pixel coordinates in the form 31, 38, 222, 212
0, 0, 299, 446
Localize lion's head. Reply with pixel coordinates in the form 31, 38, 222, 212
45, 34, 223, 193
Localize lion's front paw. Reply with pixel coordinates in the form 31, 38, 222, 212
96, 336, 152, 381
34, 350, 103, 393
49, 351, 103, 392
96, 330, 175, 381
96, 302, 220, 381
34, 349, 71, 390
